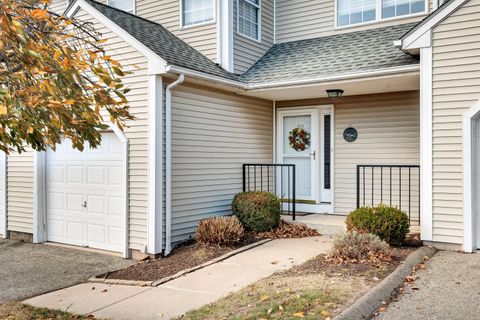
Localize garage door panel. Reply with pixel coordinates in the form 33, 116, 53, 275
46, 133, 126, 253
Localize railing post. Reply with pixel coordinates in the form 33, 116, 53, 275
356, 165, 360, 208
292, 165, 296, 221
242, 164, 246, 192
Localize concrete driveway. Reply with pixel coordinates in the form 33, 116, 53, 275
378, 250, 480, 320
0, 239, 134, 302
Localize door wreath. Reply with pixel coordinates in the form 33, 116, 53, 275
288, 127, 311, 151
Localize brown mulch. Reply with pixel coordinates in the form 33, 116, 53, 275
103, 242, 237, 281
285, 246, 417, 281
257, 219, 320, 239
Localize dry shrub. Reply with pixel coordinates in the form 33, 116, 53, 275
257, 219, 320, 238
196, 216, 245, 246
328, 231, 391, 264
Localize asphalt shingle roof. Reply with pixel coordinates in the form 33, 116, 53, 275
84, 0, 239, 80
241, 23, 420, 83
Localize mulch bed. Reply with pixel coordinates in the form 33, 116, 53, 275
101, 220, 320, 282
103, 241, 245, 282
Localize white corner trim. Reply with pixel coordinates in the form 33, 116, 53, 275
420, 46, 433, 242
220, 0, 234, 72
147, 74, 164, 254
0, 152, 6, 238
401, 0, 469, 50
462, 99, 480, 253
67, 0, 168, 75
33, 152, 46, 244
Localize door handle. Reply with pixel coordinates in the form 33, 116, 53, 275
81, 201, 87, 208
310, 150, 316, 160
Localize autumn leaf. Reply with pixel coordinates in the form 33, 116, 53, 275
293, 311, 305, 318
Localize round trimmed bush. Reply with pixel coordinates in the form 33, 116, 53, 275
232, 191, 281, 232
346, 204, 410, 245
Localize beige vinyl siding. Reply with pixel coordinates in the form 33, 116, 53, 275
275, 0, 432, 43
75, 8, 150, 251
50, 0, 69, 14
278, 91, 420, 216
233, 0, 274, 74
431, 0, 480, 244
7, 152, 35, 234
171, 84, 273, 243
137, 0, 218, 62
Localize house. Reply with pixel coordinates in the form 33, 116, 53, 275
0, 0, 478, 258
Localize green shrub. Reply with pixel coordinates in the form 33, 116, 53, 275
346, 204, 410, 245
232, 191, 281, 232
195, 216, 245, 246
329, 231, 390, 261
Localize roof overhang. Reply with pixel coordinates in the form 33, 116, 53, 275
400, 0, 470, 53
239, 66, 420, 101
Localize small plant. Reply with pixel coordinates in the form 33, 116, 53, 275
195, 216, 245, 246
232, 191, 281, 232
346, 204, 410, 245
328, 231, 390, 262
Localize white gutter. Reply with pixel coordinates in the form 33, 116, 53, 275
165, 73, 185, 255
166, 65, 420, 92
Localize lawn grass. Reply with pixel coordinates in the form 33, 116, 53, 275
177, 272, 371, 320
0, 302, 97, 320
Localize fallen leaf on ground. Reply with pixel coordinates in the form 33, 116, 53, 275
271, 260, 279, 265
259, 295, 270, 301
405, 275, 418, 282
293, 311, 305, 318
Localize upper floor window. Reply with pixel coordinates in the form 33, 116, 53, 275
238, 0, 261, 41
182, 0, 215, 27
382, 0, 425, 19
337, 0, 425, 27
107, 0, 135, 13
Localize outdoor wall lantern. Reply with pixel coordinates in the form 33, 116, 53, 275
326, 89, 344, 98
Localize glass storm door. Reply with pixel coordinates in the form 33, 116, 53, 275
277, 109, 319, 202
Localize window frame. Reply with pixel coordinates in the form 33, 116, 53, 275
180, 0, 216, 29
236, 0, 262, 43
335, 0, 428, 29
107, 0, 136, 14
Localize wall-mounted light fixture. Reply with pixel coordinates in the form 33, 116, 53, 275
326, 89, 344, 98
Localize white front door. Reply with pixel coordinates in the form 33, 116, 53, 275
277, 109, 319, 202
46, 133, 126, 252
277, 107, 332, 206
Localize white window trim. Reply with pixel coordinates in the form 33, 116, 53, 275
107, 0, 136, 14
334, 0, 428, 29
180, 0, 217, 30
236, 0, 262, 43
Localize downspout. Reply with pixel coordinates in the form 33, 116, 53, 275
165, 73, 185, 255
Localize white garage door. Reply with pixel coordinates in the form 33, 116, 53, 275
0, 152, 5, 238
46, 133, 126, 252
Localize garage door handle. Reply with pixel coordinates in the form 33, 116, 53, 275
81, 201, 87, 208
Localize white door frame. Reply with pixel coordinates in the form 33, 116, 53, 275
33, 126, 130, 258
0, 152, 6, 238
276, 105, 334, 213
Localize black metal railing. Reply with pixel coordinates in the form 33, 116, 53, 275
356, 164, 420, 225
243, 164, 296, 220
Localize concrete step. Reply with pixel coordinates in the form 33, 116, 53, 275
282, 214, 347, 236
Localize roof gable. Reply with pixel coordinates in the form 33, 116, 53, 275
401, 0, 470, 50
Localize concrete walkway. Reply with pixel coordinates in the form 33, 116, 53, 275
25, 236, 331, 320
378, 250, 480, 320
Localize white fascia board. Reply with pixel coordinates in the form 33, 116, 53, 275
67, 0, 168, 75
247, 65, 420, 90
419, 47, 433, 242
401, 0, 470, 50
